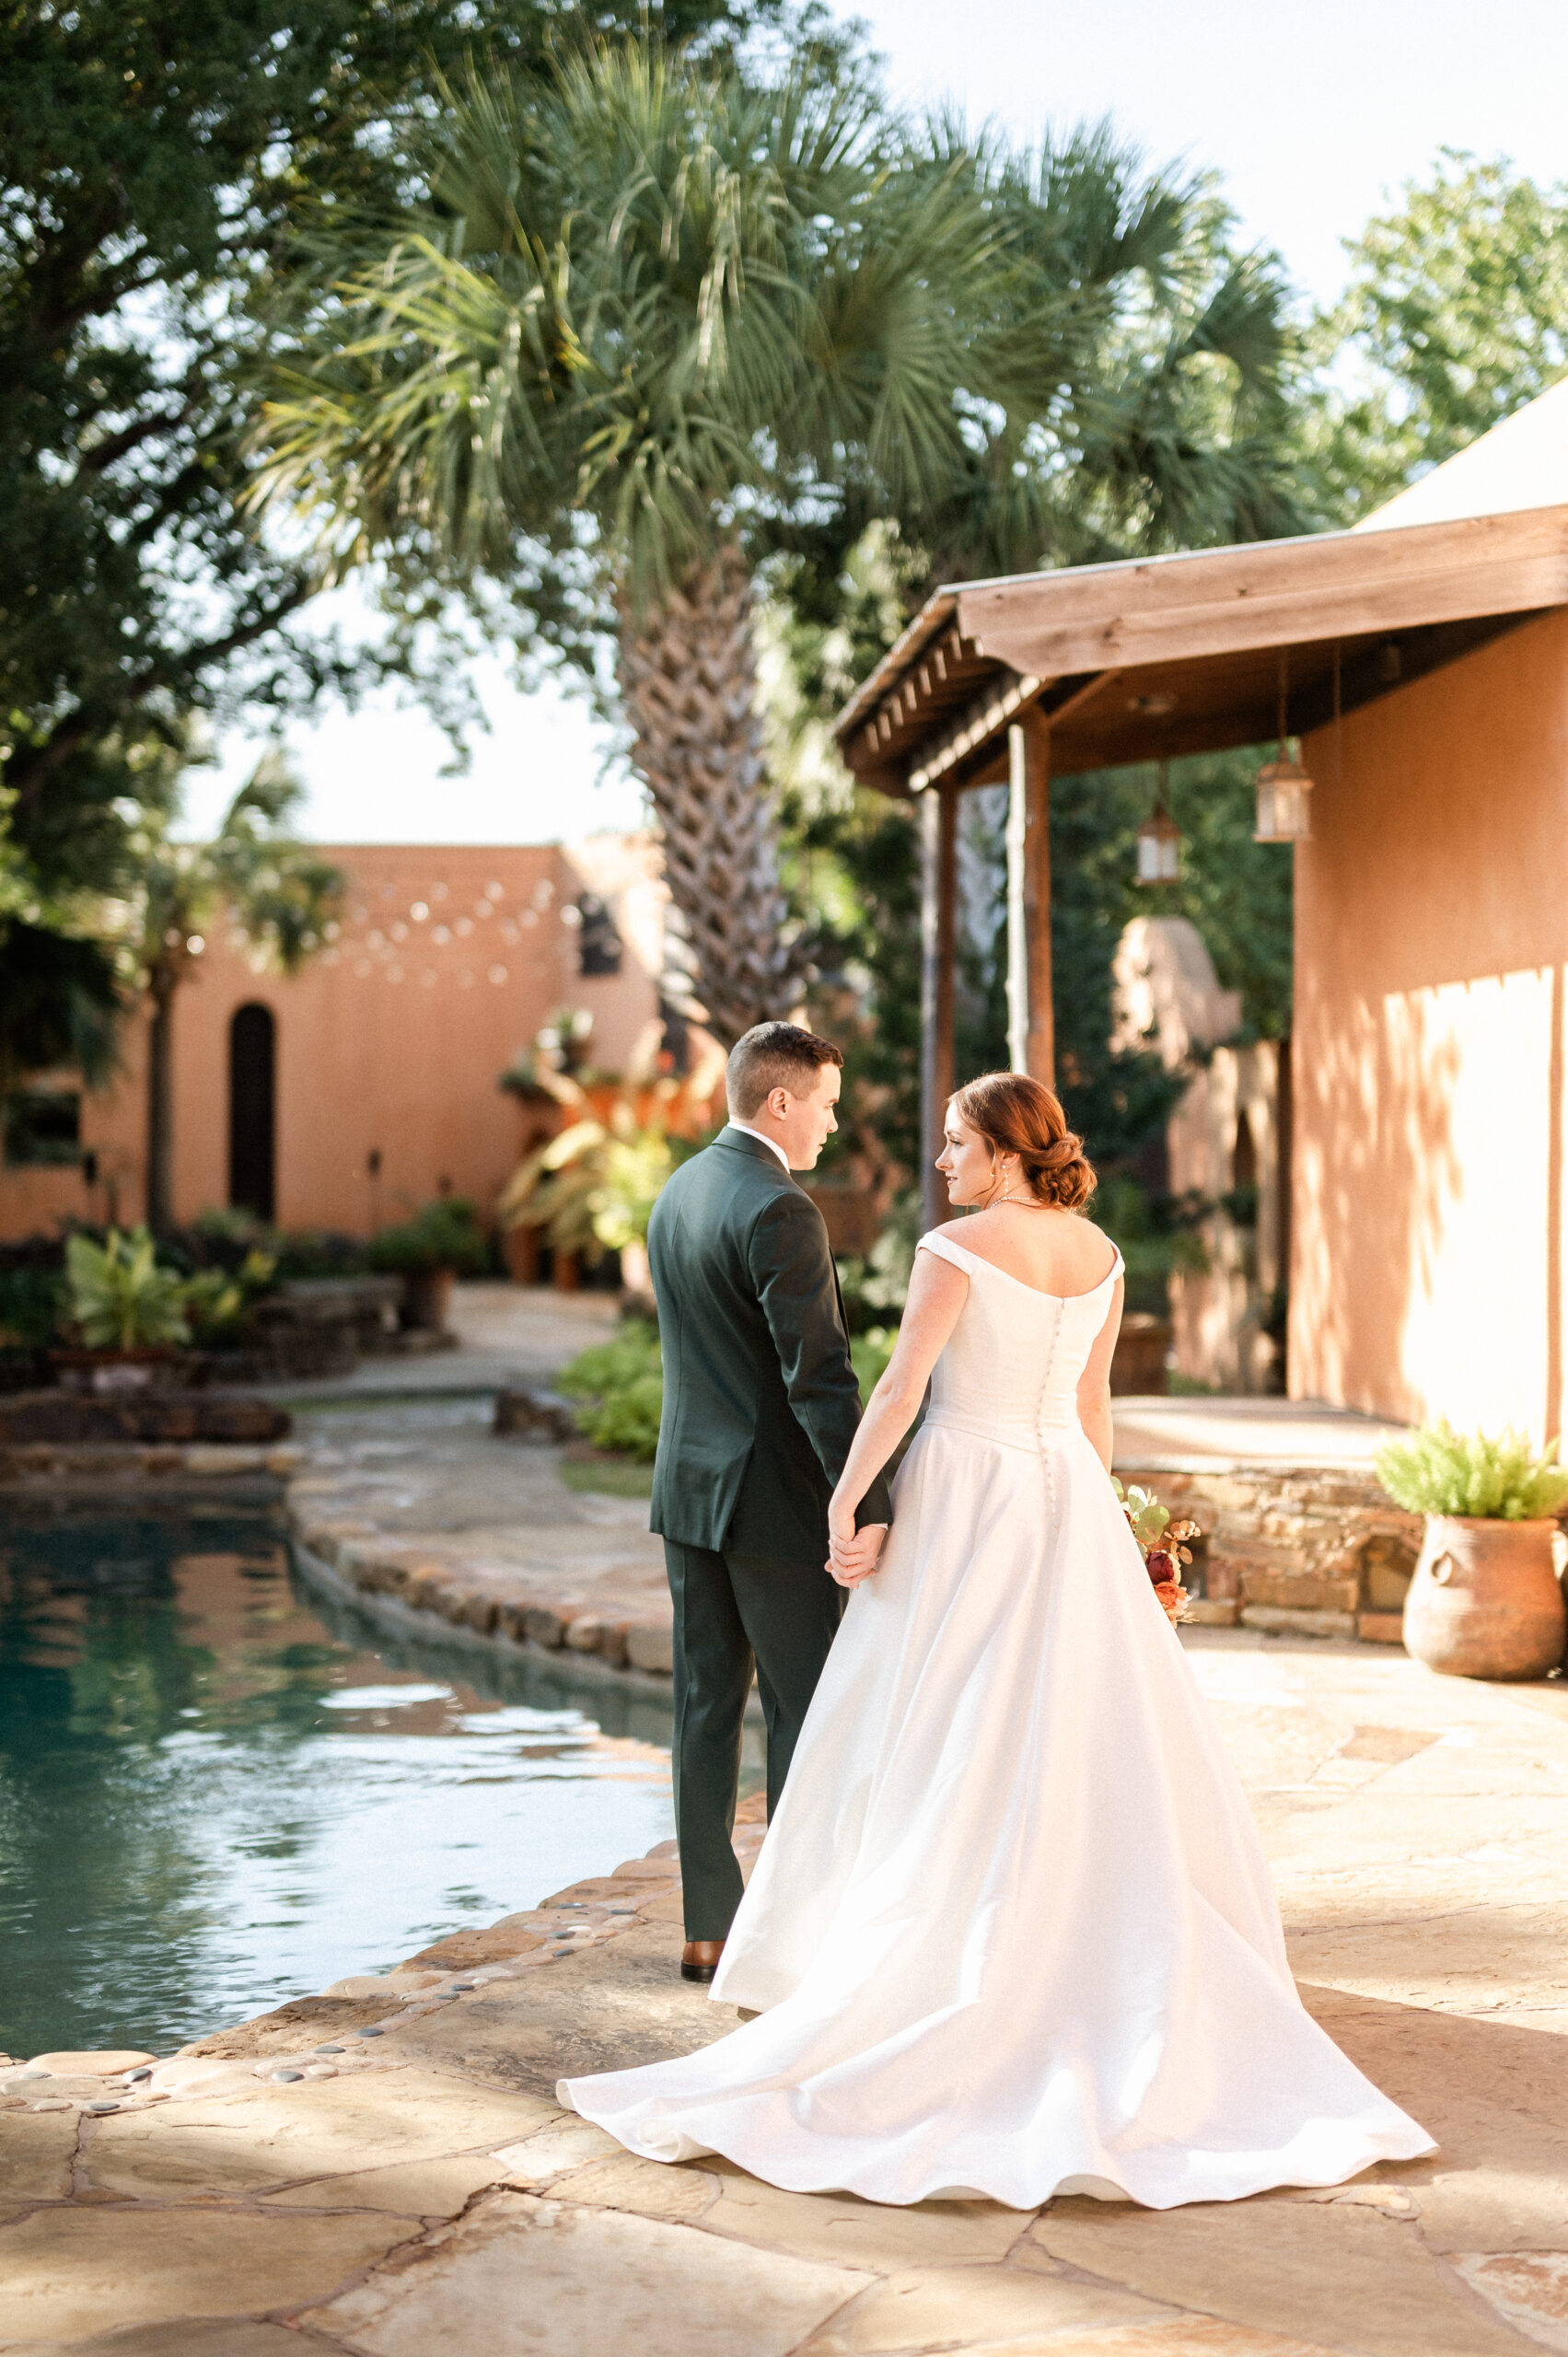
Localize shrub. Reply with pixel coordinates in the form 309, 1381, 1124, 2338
0, 1265, 66, 1349
557, 1318, 663, 1461
1374, 1422, 1568, 1521
368, 1199, 488, 1277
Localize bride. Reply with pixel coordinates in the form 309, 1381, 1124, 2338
560, 1072, 1433, 2209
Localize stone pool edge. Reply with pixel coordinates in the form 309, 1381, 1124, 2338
289, 1530, 685, 1705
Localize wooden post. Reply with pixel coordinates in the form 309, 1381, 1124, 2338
1006, 708, 1054, 1086
919, 782, 958, 1234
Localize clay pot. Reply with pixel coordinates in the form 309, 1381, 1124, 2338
1402, 1515, 1567, 1681
400, 1268, 455, 1333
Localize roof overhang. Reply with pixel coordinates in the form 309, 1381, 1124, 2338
833, 503, 1568, 793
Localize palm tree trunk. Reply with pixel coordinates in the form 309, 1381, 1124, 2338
145, 970, 178, 1234
618, 540, 801, 1050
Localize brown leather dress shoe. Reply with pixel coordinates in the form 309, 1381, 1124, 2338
680, 1939, 725, 1983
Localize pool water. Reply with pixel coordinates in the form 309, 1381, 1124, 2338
0, 1489, 677, 2062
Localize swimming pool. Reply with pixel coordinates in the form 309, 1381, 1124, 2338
0, 1487, 678, 2061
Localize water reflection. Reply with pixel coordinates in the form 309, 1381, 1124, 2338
0, 1490, 675, 2061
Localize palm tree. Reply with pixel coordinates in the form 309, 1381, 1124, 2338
122, 753, 343, 1231
250, 48, 1307, 1047
250, 44, 1029, 1045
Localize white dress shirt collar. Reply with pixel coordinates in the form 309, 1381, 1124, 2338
727, 1120, 792, 1172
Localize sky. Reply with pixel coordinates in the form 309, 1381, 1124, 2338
192, 0, 1568, 847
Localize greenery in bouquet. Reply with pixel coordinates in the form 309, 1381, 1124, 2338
368, 1199, 488, 1278
1111, 1478, 1201, 1610
556, 1320, 664, 1461
64, 1227, 191, 1352
1374, 1422, 1568, 1521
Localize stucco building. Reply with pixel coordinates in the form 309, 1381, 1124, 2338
834, 379, 1568, 1445
1, 835, 667, 1241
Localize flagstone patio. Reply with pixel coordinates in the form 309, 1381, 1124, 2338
3, 1631, 1566, 2355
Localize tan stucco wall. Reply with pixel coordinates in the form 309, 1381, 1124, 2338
1, 837, 666, 1240
1292, 610, 1568, 1442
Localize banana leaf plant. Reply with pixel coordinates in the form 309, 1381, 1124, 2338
497, 1041, 725, 1276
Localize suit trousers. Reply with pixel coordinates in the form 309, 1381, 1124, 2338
664, 1539, 844, 1941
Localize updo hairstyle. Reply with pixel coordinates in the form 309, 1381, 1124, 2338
951, 1072, 1097, 1212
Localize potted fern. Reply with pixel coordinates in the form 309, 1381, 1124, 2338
1374, 1423, 1568, 1680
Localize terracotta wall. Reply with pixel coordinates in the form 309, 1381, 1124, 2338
1292, 610, 1568, 1441
1, 836, 666, 1240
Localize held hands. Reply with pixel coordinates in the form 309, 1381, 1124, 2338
827, 1502, 888, 1588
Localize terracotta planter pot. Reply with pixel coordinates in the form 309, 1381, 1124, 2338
401, 1269, 455, 1333
1402, 1514, 1567, 1681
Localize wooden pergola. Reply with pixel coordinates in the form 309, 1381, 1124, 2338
831, 505, 1568, 1225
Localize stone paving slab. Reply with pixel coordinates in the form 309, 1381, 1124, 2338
4, 1643, 1568, 2353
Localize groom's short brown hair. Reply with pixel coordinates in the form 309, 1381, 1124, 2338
726, 1022, 844, 1120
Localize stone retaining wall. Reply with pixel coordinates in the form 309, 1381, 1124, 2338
1122, 1460, 1424, 1643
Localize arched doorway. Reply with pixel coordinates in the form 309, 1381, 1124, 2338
228, 1003, 276, 1222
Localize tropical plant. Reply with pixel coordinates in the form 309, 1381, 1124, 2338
367, 1198, 489, 1277
64, 1228, 191, 1352
116, 747, 343, 1232
181, 1250, 278, 1341
556, 1319, 664, 1459
1374, 1423, 1568, 1522
498, 1039, 726, 1266
249, 41, 1104, 1046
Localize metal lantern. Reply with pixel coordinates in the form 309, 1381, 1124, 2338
1136, 763, 1182, 885
1254, 645, 1319, 842
1253, 754, 1314, 842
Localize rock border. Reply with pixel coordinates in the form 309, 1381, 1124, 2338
291, 1530, 681, 1703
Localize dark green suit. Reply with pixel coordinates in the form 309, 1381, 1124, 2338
648, 1125, 893, 1939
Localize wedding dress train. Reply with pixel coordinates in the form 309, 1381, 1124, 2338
560, 1232, 1433, 2209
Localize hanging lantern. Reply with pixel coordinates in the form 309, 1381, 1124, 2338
1253, 647, 1316, 842
1136, 761, 1182, 885
1253, 753, 1314, 842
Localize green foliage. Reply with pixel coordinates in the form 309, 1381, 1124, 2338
181, 1251, 277, 1341
0, 0, 775, 1083
1094, 1177, 1209, 1319
64, 1228, 191, 1351
368, 1199, 488, 1277
1374, 1422, 1568, 1522
851, 1327, 897, 1404
1317, 152, 1568, 520
0, 1265, 67, 1350
557, 1318, 664, 1460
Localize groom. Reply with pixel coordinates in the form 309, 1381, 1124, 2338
648, 1021, 891, 1981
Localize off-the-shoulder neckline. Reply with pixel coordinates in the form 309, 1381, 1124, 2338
918, 1230, 1123, 1304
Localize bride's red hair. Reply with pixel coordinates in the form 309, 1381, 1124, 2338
951, 1073, 1097, 1212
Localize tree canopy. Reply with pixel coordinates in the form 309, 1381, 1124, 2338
0, 0, 793, 1063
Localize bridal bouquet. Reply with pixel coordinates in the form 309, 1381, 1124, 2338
1111, 1479, 1200, 1623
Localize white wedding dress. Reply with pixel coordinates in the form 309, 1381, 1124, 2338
561, 1232, 1434, 2208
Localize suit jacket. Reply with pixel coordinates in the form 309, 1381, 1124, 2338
647, 1126, 893, 1562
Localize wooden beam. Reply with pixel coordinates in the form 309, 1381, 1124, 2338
958, 506, 1568, 686
920, 781, 959, 1234
1005, 710, 1052, 1086
909, 668, 1045, 794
